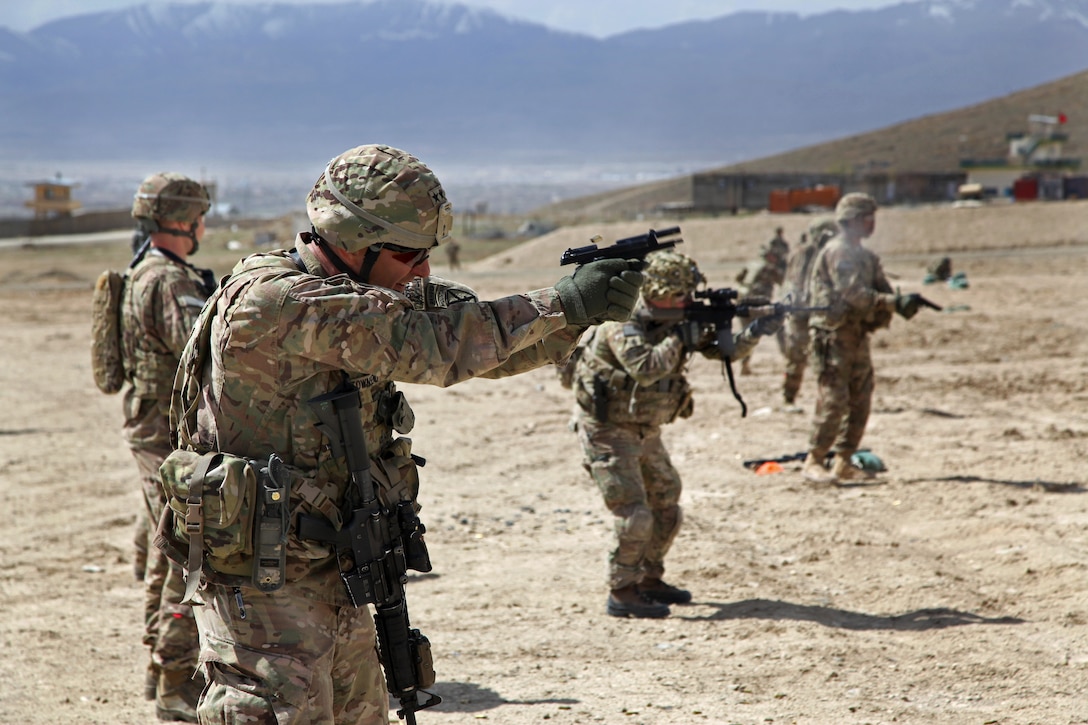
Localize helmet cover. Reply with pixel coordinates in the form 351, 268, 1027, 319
834, 192, 878, 223
306, 144, 454, 253
132, 172, 210, 224
642, 249, 704, 300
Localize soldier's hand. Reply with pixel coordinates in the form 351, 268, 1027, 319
556, 259, 643, 325
746, 313, 784, 338
894, 291, 923, 320
673, 321, 705, 350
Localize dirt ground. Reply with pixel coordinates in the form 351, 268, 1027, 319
2, 200, 1087, 725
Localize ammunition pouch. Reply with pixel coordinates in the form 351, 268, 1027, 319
156, 449, 294, 602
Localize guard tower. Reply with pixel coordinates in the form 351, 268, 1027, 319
25, 173, 82, 219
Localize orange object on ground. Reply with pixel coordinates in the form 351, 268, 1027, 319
754, 461, 784, 475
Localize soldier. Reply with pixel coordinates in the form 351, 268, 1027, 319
781, 217, 839, 407
162, 144, 642, 724
735, 227, 789, 374
571, 249, 782, 618
801, 193, 923, 484
122, 172, 213, 721
445, 237, 462, 269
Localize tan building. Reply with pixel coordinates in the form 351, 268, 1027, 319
25, 175, 82, 219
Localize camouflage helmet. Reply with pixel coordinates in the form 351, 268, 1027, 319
808, 216, 838, 246
132, 172, 210, 224
642, 249, 703, 300
307, 144, 454, 253
835, 192, 878, 223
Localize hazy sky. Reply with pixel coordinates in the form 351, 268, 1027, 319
2, 0, 901, 37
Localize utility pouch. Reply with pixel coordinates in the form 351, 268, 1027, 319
158, 449, 262, 601
253, 454, 292, 592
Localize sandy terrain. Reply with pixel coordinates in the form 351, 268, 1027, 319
1, 199, 1087, 725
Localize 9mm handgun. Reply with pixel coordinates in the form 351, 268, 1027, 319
560, 226, 683, 267
297, 377, 439, 725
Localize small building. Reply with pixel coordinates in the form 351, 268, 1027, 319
961, 113, 1081, 200
24, 174, 82, 219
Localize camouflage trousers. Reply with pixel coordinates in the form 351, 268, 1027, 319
576, 413, 683, 590
808, 327, 874, 458
193, 583, 389, 725
131, 447, 199, 674
782, 313, 811, 403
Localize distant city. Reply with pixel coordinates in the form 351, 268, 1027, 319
0, 160, 705, 220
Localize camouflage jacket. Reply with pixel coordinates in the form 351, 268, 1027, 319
784, 240, 819, 305
172, 234, 583, 603
572, 302, 758, 427
120, 248, 208, 451
736, 256, 786, 301
807, 237, 895, 334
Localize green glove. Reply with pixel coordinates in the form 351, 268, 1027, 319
556, 259, 644, 325
894, 291, 922, 320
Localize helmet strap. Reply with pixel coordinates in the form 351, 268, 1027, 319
156, 223, 200, 255
311, 229, 373, 285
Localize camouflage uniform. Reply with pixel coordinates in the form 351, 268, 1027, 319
121, 172, 211, 719
166, 145, 638, 724
781, 218, 838, 405
572, 250, 764, 617
805, 198, 895, 468
735, 233, 789, 371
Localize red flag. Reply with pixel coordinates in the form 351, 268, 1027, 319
1058, 113, 1068, 124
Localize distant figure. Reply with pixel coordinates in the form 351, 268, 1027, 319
734, 227, 790, 374
801, 193, 925, 485
781, 217, 838, 406
570, 250, 781, 618
445, 238, 462, 269
121, 173, 214, 721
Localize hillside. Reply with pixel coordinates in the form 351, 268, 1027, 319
531, 67, 1088, 222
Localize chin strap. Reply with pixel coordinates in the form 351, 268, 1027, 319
156, 221, 202, 254
309, 228, 379, 285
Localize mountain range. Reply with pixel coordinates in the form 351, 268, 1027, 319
2, 0, 1088, 173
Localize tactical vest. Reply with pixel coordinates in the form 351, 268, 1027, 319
157, 253, 425, 599
575, 319, 692, 427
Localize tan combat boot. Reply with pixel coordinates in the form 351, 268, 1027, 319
607, 584, 670, 619
802, 452, 838, 485
832, 454, 874, 482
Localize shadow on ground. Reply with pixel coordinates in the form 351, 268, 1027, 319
679, 598, 1024, 630
417, 681, 578, 714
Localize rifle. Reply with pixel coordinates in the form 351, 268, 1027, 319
560, 226, 682, 267
653, 288, 829, 417
743, 451, 807, 470
298, 378, 440, 724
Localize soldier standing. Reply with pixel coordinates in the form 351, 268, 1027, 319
735, 227, 789, 374
781, 217, 839, 407
122, 173, 213, 721
445, 237, 462, 269
801, 193, 923, 484
571, 250, 782, 618
162, 144, 642, 724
